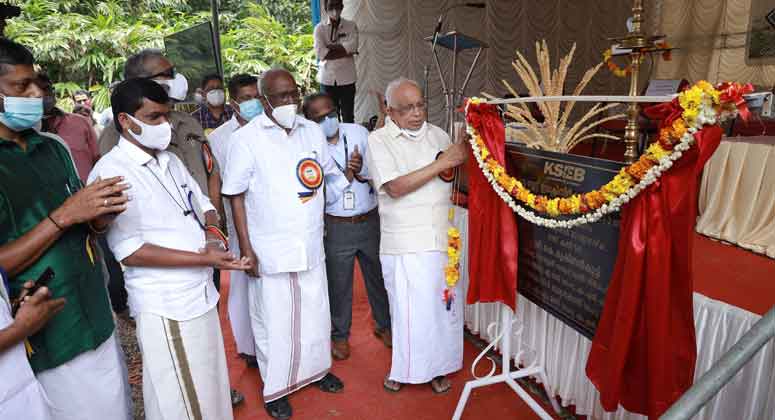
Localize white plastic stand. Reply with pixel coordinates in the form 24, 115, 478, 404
452, 304, 560, 420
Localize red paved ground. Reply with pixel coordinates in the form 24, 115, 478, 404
219, 264, 548, 420
219, 233, 775, 419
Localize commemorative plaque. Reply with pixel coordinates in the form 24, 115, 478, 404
505, 144, 624, 339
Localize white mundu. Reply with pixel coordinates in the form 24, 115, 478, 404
222, 113, 349, 402
0, 270, 52, 420
208, 116, 255, 357
89, 138, 232, 420
366, 117, 464, 384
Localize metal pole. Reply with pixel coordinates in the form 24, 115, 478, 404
661, 306, 775, 420
449, 34, 458, 137
210, 0, 223, 76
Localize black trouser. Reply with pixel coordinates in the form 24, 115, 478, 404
98, 235, 127, 313
324, 210, 391, 341
321, 83, 356, 123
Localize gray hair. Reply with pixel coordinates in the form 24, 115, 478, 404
124, 48, 166, 79
384, 77, 421, 108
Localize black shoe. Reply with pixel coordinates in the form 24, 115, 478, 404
231, 389, 245, 406
316, 372, 344, 393
264, 396, 292, 419
244, 355, 258, 369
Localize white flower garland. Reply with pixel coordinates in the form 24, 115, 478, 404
465, 99, 723, 229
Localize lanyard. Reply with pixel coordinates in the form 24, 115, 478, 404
332, 134, 349, 172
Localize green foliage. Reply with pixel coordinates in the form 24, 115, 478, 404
5, 0, 316, 111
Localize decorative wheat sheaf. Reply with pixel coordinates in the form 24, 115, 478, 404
486, 40, 625, 153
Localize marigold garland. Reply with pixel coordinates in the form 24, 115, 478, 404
602, 41, 671, 78
444, 208, 461, 310
465, 80, 748, 229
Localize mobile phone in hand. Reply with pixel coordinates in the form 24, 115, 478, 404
11, 267, 55, 316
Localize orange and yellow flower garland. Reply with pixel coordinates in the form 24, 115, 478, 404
465, 80, 747, 229
444, 225, 461, 310
602, 41, 671, 78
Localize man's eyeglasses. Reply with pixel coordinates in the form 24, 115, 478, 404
265, 89, 301, 105
147, 67, 175, 80
393, 101, 427, 116
311, 111, 338, 124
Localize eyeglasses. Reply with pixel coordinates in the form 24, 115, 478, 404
265, 88, 301, 105
393, 101, 427, 116
311, 111, 338, 124
147, 67, 175, 80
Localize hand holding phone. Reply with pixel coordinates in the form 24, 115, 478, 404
11, 267, 54, 316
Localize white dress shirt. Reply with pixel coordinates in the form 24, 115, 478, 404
366, 118, 453, 255
314, 18, 358, 86
221, 113, 350, 275
207, 115, 240, 175
325, 123, 377, 217
88, 137, 218, 321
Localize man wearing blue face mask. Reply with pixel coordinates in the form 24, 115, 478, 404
0, 38, 133, 420
302, 92, 391, 361
207, 73, 262, 370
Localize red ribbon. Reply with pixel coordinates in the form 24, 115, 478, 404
718, 82, 754, 122
644, 98, 683, 129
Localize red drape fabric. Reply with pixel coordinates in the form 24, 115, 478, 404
586, 125, 723, 418
465, 102, 518, 311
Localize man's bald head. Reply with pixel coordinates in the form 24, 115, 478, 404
260, 69, 295, 97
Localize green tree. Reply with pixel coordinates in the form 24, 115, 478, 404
5, 0, 316, 111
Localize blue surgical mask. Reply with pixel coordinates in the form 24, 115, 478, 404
320, 115, 340, 138
236, 98, 263, 121
0, 95, 44, 131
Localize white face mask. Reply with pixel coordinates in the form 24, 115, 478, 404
402, 121, 427, 139
154, 72, 188, 101
206, 89, 225, 106
193, 91, 204, 104
126, 114, 172, 150
268, 102, 297, 129
320, 115, 340, 138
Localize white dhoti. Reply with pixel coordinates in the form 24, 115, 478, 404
227, 206, 255, 357
36, 333, 132, 420
228, 269, 256, 356
248, 263, 331, 402
0, 285, 52, 420
381, 251, 464, 384
135, 307, 233, 420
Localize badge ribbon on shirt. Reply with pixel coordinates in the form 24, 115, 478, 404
296, 157, 323, 204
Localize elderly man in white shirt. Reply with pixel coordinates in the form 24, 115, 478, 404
222, 69, 352, 420
365, 77, 468, 394
301, 92, 391, 361
89, 78, 249, 420
207, 73, 265, 369
314, 0, 358, 123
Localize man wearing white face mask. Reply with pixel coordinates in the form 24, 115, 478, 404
365, 77, 468, 395
89, 78, 251, 420
192, 74, 234, 135
301, 92, 391, 361
222, 69, 352, 419
98, 50, 224, 234
207, 73, 263, 370
98, 51, 232, 338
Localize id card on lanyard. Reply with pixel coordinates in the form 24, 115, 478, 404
333, 135, 356, 211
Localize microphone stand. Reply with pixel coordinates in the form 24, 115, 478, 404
428, 3, 486, 134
